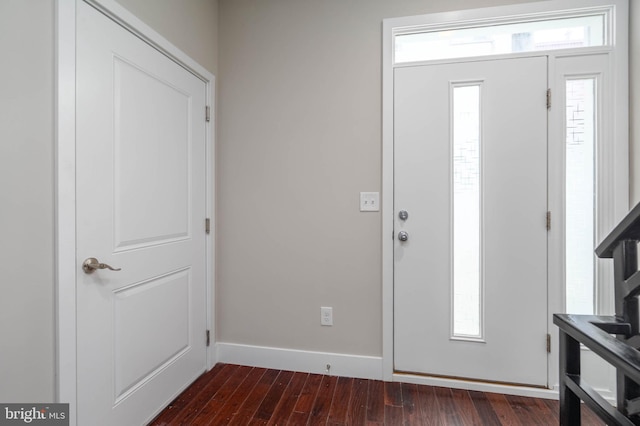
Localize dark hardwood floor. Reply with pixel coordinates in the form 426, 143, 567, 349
149, 363, 604, 425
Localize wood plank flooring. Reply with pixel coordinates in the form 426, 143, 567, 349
149, 363, 604, 425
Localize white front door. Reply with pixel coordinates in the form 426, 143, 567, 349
393, 56, 548, 386
76, 2, 208, 424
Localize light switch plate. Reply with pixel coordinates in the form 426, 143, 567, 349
360, 192, 380, 212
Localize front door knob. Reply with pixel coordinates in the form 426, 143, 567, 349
399, 210, 409, 221
398, 231, 409, 242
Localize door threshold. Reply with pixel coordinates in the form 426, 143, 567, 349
393, 371, 557, 400
395, 369, 548, 389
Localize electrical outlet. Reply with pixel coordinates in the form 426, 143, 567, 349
321, 307, 333, 326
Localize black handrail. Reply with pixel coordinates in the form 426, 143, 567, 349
555, 202, 640, 425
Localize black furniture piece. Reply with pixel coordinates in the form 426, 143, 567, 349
554, 202, 640, 425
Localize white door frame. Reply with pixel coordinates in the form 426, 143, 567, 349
55, 1, 216, 424
382, 0, 628, 397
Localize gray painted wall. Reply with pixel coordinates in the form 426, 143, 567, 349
0, 0, 637, 403
0, 0, 55, 403
216, 0, 541, 356
631, 1, 640, 202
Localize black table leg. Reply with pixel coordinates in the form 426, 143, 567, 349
559, 330, 581, 425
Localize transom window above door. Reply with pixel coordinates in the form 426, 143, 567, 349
394, 12, 608, 63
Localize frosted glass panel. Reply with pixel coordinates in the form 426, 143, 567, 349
452, 85, 482, 339
565, 78, 596, 314
396, 15, 604, 63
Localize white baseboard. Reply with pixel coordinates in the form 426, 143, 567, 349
214, 342, 616, 404
215, 342, 383, 380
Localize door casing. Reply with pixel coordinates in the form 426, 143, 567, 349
55, 1, 216, 424
382, 0, 629, 398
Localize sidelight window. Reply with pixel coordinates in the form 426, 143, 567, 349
565, 78, 597, 314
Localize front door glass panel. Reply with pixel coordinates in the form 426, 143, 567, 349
452, 84, 483, 339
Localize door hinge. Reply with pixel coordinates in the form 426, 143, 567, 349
546, 333, 551, 353
205, 218, 211, 234
206, 330, 210, 347
546, 88, 551, 109
205, 106, 211, 122
546, 211, 551, 231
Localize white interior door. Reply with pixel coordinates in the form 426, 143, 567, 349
394, 56, 548, 386
76, 2, 208, 424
